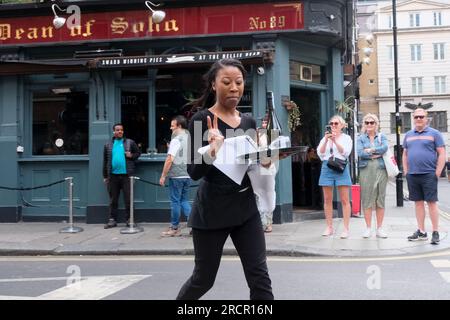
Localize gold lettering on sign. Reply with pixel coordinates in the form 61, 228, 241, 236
278, 15, 286, 28
111, 17, 129, 34
249, 17, 260, 30
15, 28, 25, 40
132, 22, 145, 33
0, 24, 11, 40
249, 15, 286, 30
70, 20, 95, 37
147, 16, 160, 32
41, 26, 53, 39
27, 28, 38, 40
164, 19, 179, 32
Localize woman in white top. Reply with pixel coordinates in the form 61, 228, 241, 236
317, 115, 353, 238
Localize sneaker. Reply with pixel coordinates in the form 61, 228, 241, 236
407, 229, 428, 241
161, 227, 181, 237
189, 229, 193, 236
322, 226, 334, 237
340, 229, 349, 239
376, 228, 388, 239
431, 231, 440, 245
104, 219, 117, 229
362, 228, 372, 238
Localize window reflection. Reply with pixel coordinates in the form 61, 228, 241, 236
32, 91, 89, 155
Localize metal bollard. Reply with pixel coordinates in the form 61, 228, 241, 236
121, 176, 144, 234
60, 177, 83, 233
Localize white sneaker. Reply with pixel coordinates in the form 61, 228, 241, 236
376, 228, 388, 239
340, 230, 349, 239
362, 228, 372, 238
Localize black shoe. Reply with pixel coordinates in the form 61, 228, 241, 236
431, 231, 440, 245
407, 229, 428, 241
104, 219, 117, 229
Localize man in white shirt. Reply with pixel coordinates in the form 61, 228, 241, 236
160, 115, 192, 236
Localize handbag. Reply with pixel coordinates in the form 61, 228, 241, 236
378, 134, 400, 178
327, 143, 347, 173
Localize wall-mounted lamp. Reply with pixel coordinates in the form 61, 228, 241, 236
365, 34, 374, 46
52, 4, 67, 29
145, 1, 166, 24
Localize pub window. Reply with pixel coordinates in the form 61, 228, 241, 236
390, 112, 411, 134
121, 91, 149, 153
32, 90, 89, 155
155, 68, 207, 153
289, 60, 326, 84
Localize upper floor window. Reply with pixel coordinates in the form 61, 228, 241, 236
412, 77, 423, 94
409, 13, 421, 27
434, 12, 442, 26
389, 78, 394, 95
389, 77, 401, 96
433, 43, 445, 60
388, 45, 394, 62
410, 44, 422, 61
390, 112, 411, 134
427, 111, 447, 132
435, 76, 447, 94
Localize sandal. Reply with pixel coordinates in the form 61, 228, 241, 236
264, 225, 272, 233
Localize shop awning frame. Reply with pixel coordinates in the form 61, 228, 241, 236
0, 49, 274, 76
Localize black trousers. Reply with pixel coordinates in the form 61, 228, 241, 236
108, 174, 130, 221
176, 213, 274, 300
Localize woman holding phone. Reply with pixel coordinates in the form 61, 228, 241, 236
317, 115, 353, 238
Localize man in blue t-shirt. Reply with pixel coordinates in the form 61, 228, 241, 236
402, 108, 446, 245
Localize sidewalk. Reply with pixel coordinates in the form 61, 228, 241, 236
0, 182, 449, 257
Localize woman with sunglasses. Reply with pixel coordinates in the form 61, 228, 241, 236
357, 114, 389, 239
317, 115, 353, 238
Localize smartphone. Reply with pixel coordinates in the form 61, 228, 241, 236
325, 125, 332, 134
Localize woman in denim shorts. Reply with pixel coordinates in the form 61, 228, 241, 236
317, 115, 353, 238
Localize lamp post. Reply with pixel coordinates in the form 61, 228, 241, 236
392, 0, 404, 206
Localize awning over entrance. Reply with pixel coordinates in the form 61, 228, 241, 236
0, 49, 274, 76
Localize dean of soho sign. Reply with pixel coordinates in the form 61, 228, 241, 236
97, 51, 266, 68
0, 2, 304, 46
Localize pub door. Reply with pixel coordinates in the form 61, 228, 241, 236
290, 88, 323, 210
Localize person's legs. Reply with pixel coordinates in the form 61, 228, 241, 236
338, 185, 351, 231
180, 178, 192, 220
231, 214, 273, 300
375, 207, 385, 228
108, 175, 121, 221
322, 186, 334, 230
415, 201, 426, 232
169, 178, 182, 229
176, 228, 229, 300
121, 175, 131, 222
427, 201, 439, 232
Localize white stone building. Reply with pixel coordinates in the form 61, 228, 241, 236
374, 0, 450, 153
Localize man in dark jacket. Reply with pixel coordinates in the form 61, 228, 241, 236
103, 123, 141, 229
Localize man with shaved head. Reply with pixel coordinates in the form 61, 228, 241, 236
402, 108, 446, 245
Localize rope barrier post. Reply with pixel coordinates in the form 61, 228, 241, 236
121, 176, 143, 234
60, 177, 83, 234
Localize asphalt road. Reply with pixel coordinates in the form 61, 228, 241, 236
0, 252, 449, 300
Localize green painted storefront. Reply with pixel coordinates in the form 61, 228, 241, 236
0, 0, 353, 223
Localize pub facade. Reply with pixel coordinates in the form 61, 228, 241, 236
0, 0, 353, 223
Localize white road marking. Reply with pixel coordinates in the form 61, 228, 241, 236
438, 272, 450, 283
0, 275, 151, 300
430, 260, 450, 268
